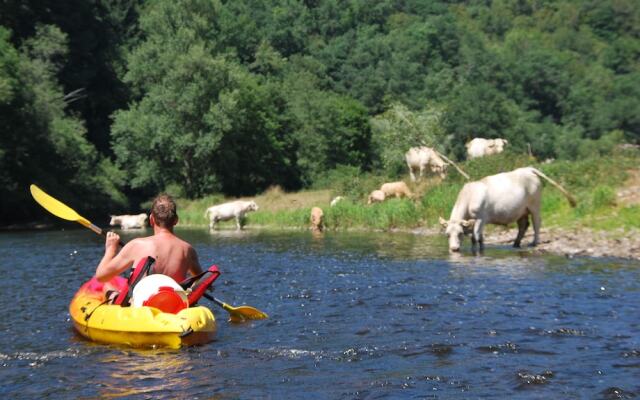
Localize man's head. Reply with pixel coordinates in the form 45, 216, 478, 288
150, 194, 178, 228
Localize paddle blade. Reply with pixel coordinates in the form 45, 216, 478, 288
30, 184, 98, 232
30, 184, 82, 221
224, 304, 269, 323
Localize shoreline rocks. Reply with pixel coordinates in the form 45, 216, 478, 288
431, 226, 640, 261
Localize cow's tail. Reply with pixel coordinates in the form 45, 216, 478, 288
531, 168, 577, 207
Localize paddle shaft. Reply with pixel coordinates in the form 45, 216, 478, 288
202, 292, 227, 308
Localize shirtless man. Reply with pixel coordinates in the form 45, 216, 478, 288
95, 194, 203, 283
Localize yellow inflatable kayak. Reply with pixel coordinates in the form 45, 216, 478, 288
69, 277, 216, 349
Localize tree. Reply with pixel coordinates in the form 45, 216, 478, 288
0, 25, 125, 223
371, 102, 447, 174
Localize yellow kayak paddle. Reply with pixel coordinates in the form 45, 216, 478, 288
30, 184, 117, 240
29, 184, 268, 323
203, 293, 269, 323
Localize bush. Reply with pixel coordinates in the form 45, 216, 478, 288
452, 150, 533, 183
592, 186, 617, 209
311, 165, 391, 200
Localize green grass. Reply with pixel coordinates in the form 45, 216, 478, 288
175, 194, 224, 226
175, 151, 640, 232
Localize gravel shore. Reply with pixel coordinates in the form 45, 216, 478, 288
413, 226, 640, 260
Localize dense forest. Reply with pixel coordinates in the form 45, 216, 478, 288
1, 0, 638, 224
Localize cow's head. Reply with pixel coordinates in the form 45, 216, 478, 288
249, 201, 259, 211
493, 139, 508, 152
439, 217, 475, 252
138, 213, 149, 225
109, 215, 119, 226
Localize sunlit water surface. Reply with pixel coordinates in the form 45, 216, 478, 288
1, 229, 639, 399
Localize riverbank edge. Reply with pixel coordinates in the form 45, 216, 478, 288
3, 219, 638, 260
409, 226, 640, 261
204, 222, 640, 261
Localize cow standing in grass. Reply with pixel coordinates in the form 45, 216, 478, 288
205, 200, 259, 230
465, 138, 508, 159
405, 146, 448, 181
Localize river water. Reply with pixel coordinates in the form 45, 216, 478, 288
0, 229, 638, 399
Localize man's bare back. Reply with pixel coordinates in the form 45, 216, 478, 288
128, 232, 200, 282
95, 194, 203, 283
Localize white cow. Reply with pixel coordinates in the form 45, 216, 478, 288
405, 146, 448, 181
110, 213, 148, 229
466, 138, 508, 159
439, 167, 576, 252
204, 200, 259, 230
330, 196, 345, 207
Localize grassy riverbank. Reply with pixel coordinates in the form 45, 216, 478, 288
176, 149, 640, 233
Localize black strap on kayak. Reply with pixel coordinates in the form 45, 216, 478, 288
113, 256, 156, 307
83, 299, 111, 322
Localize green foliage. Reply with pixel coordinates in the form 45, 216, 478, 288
311, 165, 384, 200
458, 151, 533, 182
0, 24, 125, 223
2, 0, 640, 224
592, 186, 617, 209
420, 182, 464, 223
371, 103, 448, 174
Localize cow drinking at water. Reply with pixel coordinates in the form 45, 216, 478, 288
439, 167, 576, 252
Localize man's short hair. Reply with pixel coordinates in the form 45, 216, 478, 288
151, 194, 177, 227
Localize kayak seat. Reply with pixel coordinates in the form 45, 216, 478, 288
106, 257, 221, 308
112, 256, 157, 306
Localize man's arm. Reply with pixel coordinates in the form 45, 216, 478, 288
187, 246, 204, 276
95, 232, 136, 282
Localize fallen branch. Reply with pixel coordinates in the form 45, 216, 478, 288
433, 150, 470, 181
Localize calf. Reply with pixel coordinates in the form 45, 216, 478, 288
440, 167, 576, 252
204, 200, 259, 230
310, 207, 324, 232
380, 181, 413, 199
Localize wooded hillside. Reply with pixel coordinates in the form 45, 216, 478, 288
1, 0, 638, 223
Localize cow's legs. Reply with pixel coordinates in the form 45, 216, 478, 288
514, 215, 529, 248
473, 220, 485, 252
529, 209, 541, 247
409, 167, 416, 182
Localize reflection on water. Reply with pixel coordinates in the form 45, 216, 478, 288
97, 350, 191, 399
0, 229, 639, 399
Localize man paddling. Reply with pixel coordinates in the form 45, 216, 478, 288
95, 194, 203, 283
